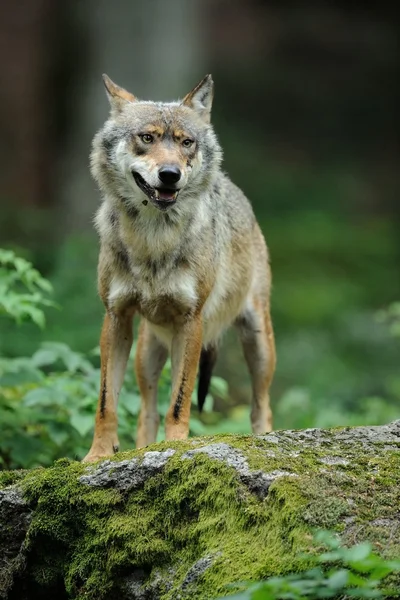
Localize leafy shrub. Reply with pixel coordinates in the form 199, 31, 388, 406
219, 530, 400, 599
0, 249, 55, 327
0, 340, 230, 469
0, 249, 230, 469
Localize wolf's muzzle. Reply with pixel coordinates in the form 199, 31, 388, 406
158, 165, 181, 185
132, 170, 179, 212
131, 171, 156, 201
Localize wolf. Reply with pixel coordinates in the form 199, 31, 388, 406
83, 73, 276, 462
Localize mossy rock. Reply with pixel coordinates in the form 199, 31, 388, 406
1, 421, 400, 599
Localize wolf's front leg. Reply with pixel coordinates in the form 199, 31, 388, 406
135, 320, 168, 448
165, 316, 203, 440
83, 310, 133, 462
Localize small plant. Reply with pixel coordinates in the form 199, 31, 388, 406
0, 249, 55, 327
219, 531, 400, 599
0, 338, 229, 469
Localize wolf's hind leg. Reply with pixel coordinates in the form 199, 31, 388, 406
135, 320, 168, 448
236, 299, 276, 434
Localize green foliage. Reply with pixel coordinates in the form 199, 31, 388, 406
264, 213, 400, 431
0, 339, 230, 469
0, 248, 55, 328
219, 531, 400, 599
376, 301, 400, 339
0, 248, 231, 469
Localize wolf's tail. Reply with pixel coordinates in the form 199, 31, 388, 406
197, 345, 218, 412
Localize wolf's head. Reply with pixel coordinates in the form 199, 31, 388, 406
90, 74, 222, 214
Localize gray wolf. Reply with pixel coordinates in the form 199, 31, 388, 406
83, 73, 276, 462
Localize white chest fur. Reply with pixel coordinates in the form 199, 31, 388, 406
108, 264, 198, 312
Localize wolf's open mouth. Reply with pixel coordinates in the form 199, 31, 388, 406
132, 171, 178, 211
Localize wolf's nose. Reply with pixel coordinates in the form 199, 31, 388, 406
158, 166, 181, 185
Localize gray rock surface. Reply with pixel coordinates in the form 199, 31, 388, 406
0, 421, 399, 600
182, 442, 296, 499
79, 448, 176, 491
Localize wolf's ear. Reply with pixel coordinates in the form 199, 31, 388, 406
102, 74, 136, 115
182, 74, 214, 123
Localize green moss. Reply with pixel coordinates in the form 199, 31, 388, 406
0, 468, 28, 489
2, 430, 400, 599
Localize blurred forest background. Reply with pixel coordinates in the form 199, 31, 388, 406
1, 0, 399, 469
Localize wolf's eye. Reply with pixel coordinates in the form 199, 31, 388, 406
140, 134, 153, 144
182, 139, 194, 148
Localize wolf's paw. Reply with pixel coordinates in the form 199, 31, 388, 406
82, 452, 107, 463
81, 442, 119, 463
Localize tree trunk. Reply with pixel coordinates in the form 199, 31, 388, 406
1, 421, 399, 599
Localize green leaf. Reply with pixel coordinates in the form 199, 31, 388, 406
0, 248, 53, 327
70, 412, 94, 437
210, 376, 229, 399
32, 342, 94, 374
314, 530, 341, 549
189, 418, 208, 435
32, 348, 61, 368
251, 588, 274, 600
202, 393, 214, 412
0, 366, 43, 386
318, 550, 342, 563
343, 542, 373, 566
9, 433, 44, 468
347, 571, 373, 587
346, 590, 381, 598
119, 392, 140, 416
326, 568, 349, 589
23, 387, 55, 407
48, 423, 70, 447
389, 321, 400, 337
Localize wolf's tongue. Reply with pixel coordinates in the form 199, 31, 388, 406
157, 190, 176, 201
